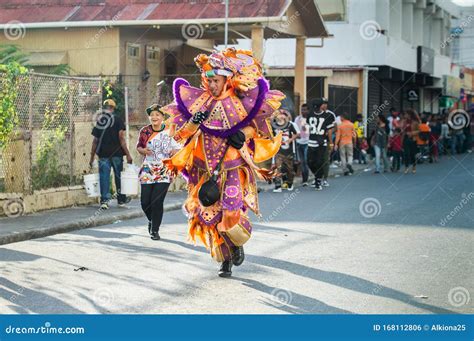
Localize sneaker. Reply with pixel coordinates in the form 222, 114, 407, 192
287, 184, 294, 191
100, 202, 109, 210
118, 196, 132, 207
311, 180, 316, 188
302, 182, 308, 187
347, 164, 354, 174
273, 187, 282, 193
315, 180, 323, 191
322, 180, 329, 187
218, 260, 232, 278
344, 171, 350, 176
281, 183, 288, 189
151, 231, 160, 240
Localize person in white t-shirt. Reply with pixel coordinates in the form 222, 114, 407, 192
294, 103, 310, 186
136, 104, 181, 240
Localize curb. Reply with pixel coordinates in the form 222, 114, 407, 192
0, 202, 183, 246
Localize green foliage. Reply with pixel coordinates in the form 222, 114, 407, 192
31, 83, 70, 190
102, 79, 125, 120
0, 61, 28, 150
0, 44, 29, 65
50, 64, 72, 76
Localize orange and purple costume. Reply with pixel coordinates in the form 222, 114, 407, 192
162, 48, 284, 262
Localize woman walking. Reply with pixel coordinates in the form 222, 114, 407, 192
401, 109, 421, 174
137, 104, 181, 240
372, 114, 390, 174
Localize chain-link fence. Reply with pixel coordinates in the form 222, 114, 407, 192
102, 74, 202, 125
0, 72, 101, 194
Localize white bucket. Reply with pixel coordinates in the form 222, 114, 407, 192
84, 173, 100, 197
121, 165, 139, 195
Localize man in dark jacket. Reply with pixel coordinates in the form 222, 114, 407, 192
89, 99, 133, 209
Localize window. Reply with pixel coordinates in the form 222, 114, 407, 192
127, 44, 140, 58
317, 0, 347, 22
146, 46, 160, 61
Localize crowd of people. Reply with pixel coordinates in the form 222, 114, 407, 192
270, 100, 473, 191
87, 45, 472, 278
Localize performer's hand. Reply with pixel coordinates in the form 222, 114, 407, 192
227, 130, 246, 149
191, 111, 209, 124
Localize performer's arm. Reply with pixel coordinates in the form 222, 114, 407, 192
173, 111, 209, 142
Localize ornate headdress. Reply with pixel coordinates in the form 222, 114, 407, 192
194, 47, 263, 92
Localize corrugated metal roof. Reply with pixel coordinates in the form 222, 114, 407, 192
0, 1, 289, 24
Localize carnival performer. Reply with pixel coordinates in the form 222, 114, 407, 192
161, 48, 284, 277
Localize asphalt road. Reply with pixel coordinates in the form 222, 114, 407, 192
1, 154, 473, 314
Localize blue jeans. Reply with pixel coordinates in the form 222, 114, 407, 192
98, 157, 126, 204
374, 145, 389, 172
296, 143, 309, 183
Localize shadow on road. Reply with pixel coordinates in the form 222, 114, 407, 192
165, 239, 458, 314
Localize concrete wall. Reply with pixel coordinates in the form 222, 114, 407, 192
0, 27, 120, 76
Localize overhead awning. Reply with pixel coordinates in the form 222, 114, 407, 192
26, 51, 68, 66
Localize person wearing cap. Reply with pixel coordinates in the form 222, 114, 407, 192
306, 97, 336, 191
90, 99, 133, 209
271, 109, 300, 192
161, 48, 284, 277
136, 104, 181, 240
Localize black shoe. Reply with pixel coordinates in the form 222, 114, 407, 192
232, 246, 245, 266
343, 171, 349, 176
118, 196, 132, 207
315, 180, 322, 191
218, 260, 232, 277
148, 221, 152, 236
347, 164, 354, 174
151, 231, 160, 240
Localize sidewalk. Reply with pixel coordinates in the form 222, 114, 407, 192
0, 162, 369, 246
0, 192, 186, 246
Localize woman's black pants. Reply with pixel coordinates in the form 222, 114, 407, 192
140, 183, 170, 233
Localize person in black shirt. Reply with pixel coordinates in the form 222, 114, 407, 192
306, 97, 336, 191
89, 99, 133, 209
271, 109, 300, 192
